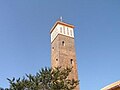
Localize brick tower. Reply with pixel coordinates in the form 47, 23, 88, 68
50, 20, 79, 90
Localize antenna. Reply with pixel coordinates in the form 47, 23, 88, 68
60, 16, 63, 22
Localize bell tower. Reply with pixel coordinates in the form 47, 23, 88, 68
50, 20, 79, 90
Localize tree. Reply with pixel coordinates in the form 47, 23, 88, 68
7, 67, 79, 90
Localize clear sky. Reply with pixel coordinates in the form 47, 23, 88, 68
0, 0, 120, 90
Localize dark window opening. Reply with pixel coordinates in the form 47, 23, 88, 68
62, 41, 65, 46
56, 59, 58, 61
70, 59, 73, 64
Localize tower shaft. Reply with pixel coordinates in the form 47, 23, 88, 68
50, 21, 79, 90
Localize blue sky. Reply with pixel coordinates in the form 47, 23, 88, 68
0, 0, 120, 90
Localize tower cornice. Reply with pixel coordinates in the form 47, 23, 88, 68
50, 21, 74, 34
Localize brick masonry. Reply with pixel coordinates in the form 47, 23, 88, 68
51, 34, 79, 90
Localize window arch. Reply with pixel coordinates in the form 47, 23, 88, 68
62, 41, 65, 46
70, 59, 73, 64
56, 59, 58, 61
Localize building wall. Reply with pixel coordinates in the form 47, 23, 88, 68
101, 81, 120, 90
51, 34, 79, 90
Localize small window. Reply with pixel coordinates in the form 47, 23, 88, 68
70, 59, 73, 64
70, 30, 72, 36
60, 27, 62, 33
63, 26, 65, 30
60, 29, 62, 33
67, 28, 69, 35
52, 47, 54, 51
60, 27, 62, 30
62, 41, 65, 46
63, 26, 66, 34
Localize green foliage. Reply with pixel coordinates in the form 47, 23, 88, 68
7, 67, 79, 90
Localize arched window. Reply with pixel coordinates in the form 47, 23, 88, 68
52, 47, 54, 49
60, 27, 62, 30
56, 59, 58, 61
67, 28, 69, 35
60, 27, 62, 33
62, 41, 65, 46
70, 59, 73, 64
63, 26, 66, 34
70, 30, 72, 36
